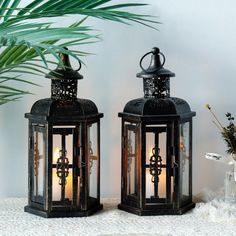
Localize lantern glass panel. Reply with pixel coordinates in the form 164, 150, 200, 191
88, 123, 98, 199
144, 124, 174, 206
125, 123, 138, 197
180, 122, 190, 202
33, 126, 45, 203
52, 126, 75, 206
145, 126, 167, 202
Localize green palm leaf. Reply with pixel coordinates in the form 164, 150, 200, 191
0, 0, 158, 105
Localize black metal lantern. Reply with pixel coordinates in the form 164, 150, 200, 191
118, 47, 196, 215
25, 52, 103, 218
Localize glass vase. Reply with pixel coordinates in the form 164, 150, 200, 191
225, 170, 236, 202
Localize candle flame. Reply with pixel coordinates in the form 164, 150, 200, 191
53, 147, 60, 163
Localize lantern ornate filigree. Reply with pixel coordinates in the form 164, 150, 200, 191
149, 147, 162, 183
51, 79, 78, 101
50, 54, 82, 101
143, 77, 170, 98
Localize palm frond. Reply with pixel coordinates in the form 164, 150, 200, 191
0, 75, 39, 86
0, 0, 158, 105
8, 0, 158, 27
0, 0, 12, 19
0, 84, 32, 98
4, 0, 21, 21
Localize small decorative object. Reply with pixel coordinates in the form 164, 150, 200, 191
25, 52, 103, 217
205, 105, 236, 202
118, 47, 196, 215
205, 152, 236, 202
225, 171, 236, 202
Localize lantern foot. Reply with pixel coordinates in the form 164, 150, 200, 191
24, 204, 103, 218
118, 202, 195, 216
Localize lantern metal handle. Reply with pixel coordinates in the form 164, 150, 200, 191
139, 48, 166, 73
61, 46, 82, 72
76, 60, 82, 71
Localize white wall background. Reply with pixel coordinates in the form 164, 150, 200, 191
0, 0, 236, 198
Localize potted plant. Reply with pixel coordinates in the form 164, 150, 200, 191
0, 0, 157, 105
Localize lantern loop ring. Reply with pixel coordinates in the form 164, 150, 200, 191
76, 60, 82, 71
139, 50, 165, 73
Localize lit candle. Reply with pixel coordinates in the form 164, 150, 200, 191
52, 147, 61, 201
53, 147, 60, 162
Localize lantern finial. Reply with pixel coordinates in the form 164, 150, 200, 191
58, 50, 72, 70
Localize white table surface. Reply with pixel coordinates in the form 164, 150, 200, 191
0, 198, 236, 236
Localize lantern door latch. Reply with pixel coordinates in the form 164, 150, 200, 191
172, 162, 178, 177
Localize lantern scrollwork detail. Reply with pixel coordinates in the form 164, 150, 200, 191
34, 141, 40, 177
56, 149, 70, 187
149, 147, 162, 184
89, 141, 94, 174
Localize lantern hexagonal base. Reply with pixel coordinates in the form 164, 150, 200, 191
24, 204, 103, 218
118, 202, 195, 216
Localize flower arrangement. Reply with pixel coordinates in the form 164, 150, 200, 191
206, 104, 236, 155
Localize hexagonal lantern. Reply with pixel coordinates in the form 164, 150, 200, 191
25, 52, 103, 217
118, 47, 196, 215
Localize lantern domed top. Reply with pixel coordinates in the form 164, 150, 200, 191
122, 97, 192, 117
29, 98, 99, 121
